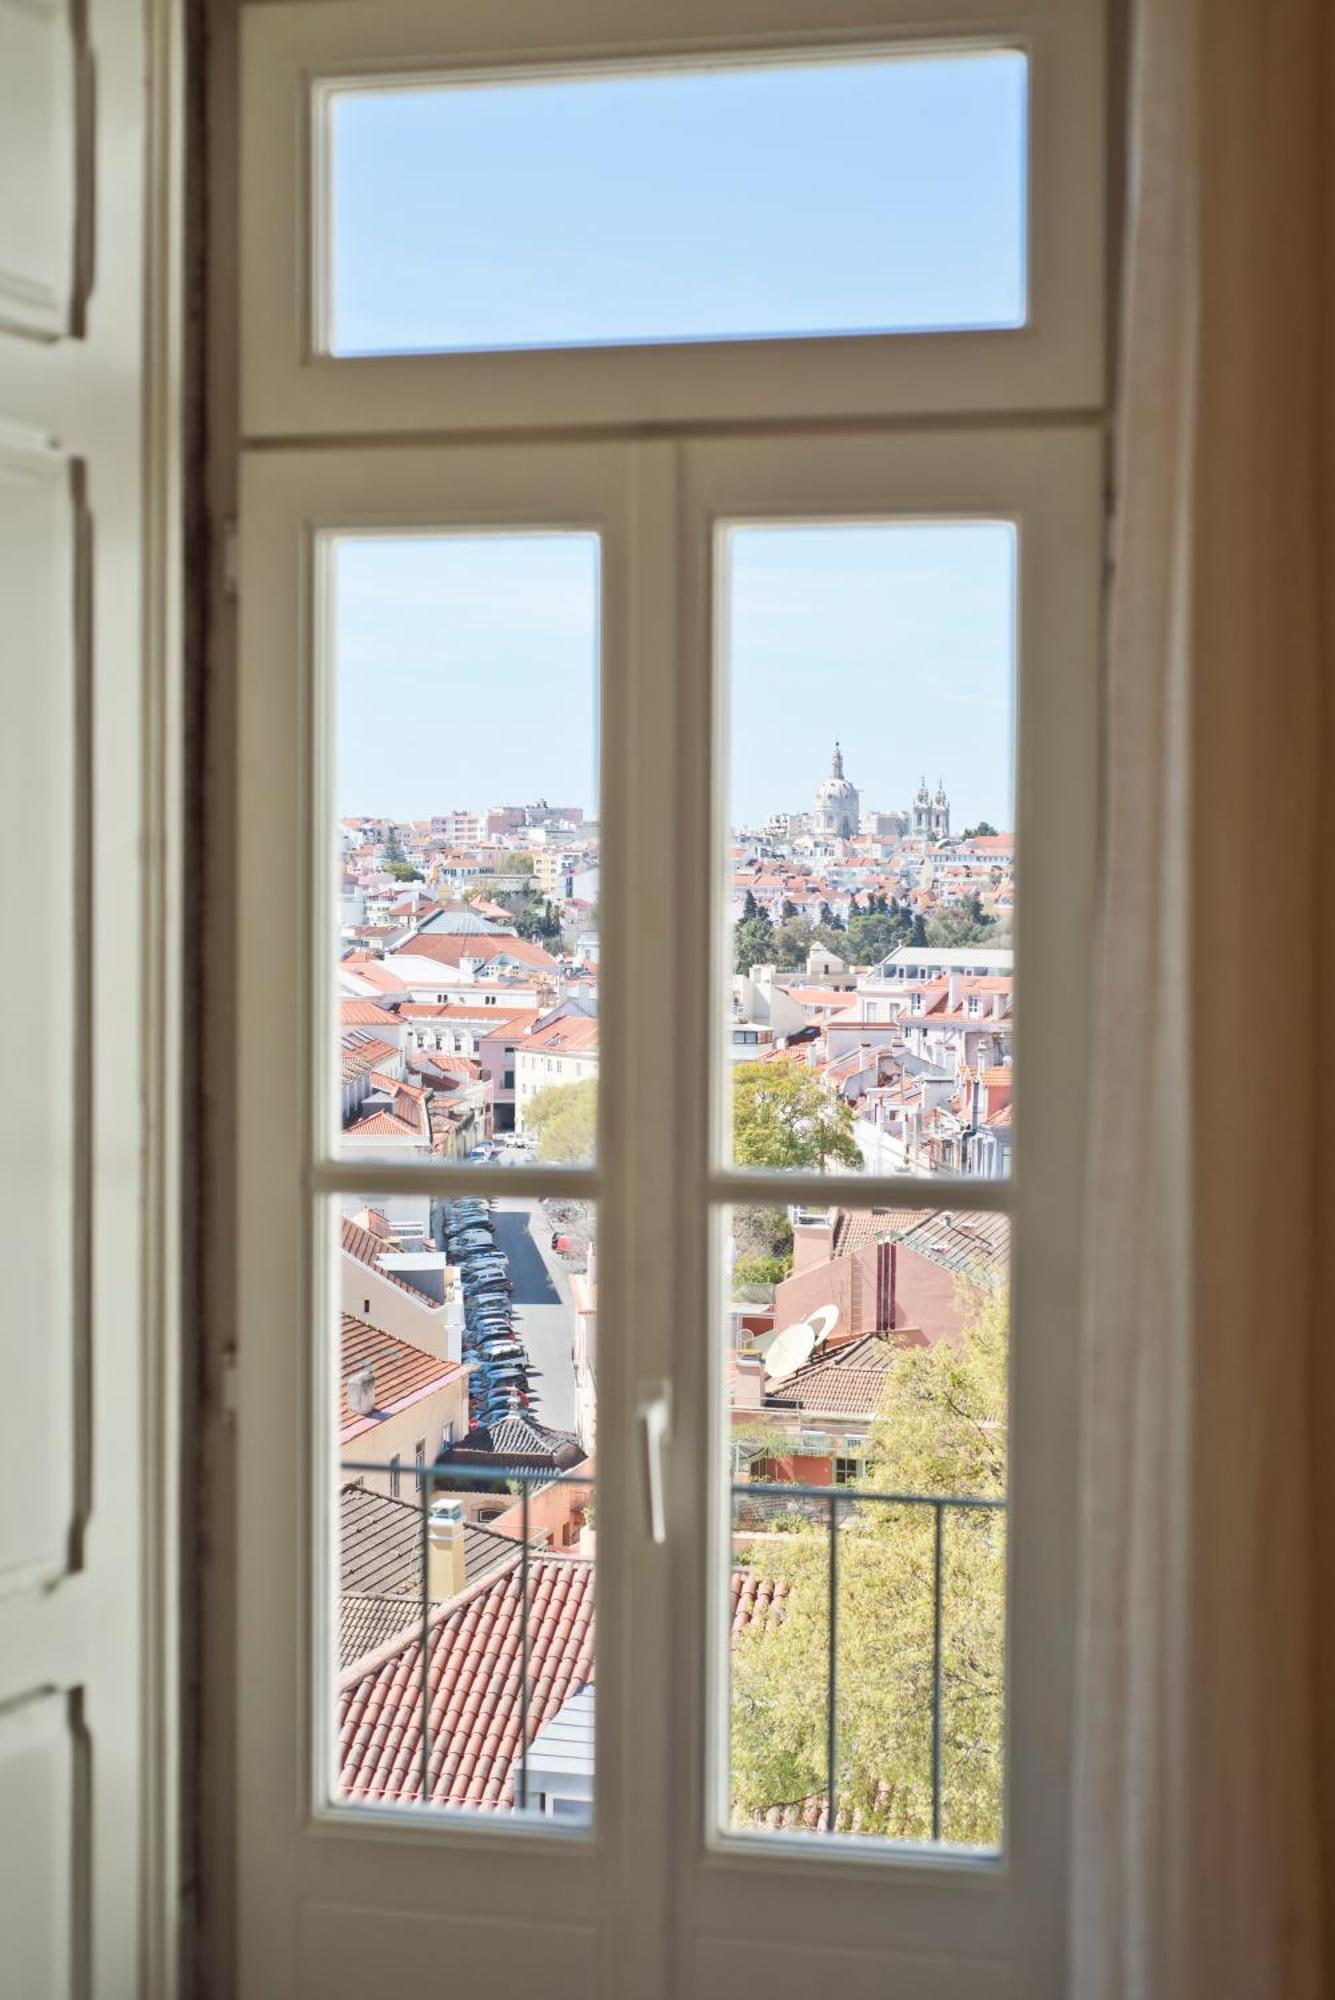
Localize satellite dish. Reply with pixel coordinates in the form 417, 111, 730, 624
764, 1321, 818, 1383
808, 1304, 839, 1348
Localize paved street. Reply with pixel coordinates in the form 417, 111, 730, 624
486, 1197, 578, 1436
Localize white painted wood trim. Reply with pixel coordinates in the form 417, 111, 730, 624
239, 0, 1104, 438
668, 425, 1102, 1996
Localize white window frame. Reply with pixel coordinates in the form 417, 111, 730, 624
232, 1, 1106, 1993
239, 0, 1104, 438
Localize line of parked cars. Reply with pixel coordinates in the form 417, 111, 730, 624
443, 1197, 541, 1430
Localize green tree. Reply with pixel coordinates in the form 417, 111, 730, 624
497, 851, 535, 876
926, 902, 995, 948
960, 821, 998, 840
515, 897, 562, 943
383, 827, 406, 864
732, 1061, 863, 1171
730, 1283, 1008, 1842
845, 907, 913, 966
735, 906, 775, 974
524, 1077, 597, 1163
383, 859, 423, 882
909, 913, 929, 948
734, 1206, 794, 1264
733, 1253, 791, 1292
808, 923, 849, 957
770, 917, 814, 970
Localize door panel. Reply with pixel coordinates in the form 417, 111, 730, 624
0, 0, 168, 1991
0, 431, 83, 1595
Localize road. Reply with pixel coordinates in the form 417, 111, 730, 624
486, 1197, 578, 1436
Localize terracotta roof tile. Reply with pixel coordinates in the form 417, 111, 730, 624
339, 1315, 466, 1444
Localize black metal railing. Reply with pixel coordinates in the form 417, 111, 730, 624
337, 1460, 1001, 1838
734, 1481, 1005, 1843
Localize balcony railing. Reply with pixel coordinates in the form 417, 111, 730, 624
336, 1458, 1002, 1841
732, 1481, 1006, 1844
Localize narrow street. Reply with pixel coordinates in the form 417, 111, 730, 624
484, 1194, 579, 1436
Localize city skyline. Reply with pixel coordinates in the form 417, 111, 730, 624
337, 524, 1016, 830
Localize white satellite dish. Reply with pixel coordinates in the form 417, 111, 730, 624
764, 1320, 818, 1383
808, 1304, 839, 1348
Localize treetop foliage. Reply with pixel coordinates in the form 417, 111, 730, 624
730, 1283, 1008, 1844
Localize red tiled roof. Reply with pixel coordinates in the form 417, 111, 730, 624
517, 1016, 599, 1056
343, 1109, 423, 1141
392, 933, 558, 972
340, 1000, 401, 1028
338, 1555, 595, 1809
764, 1333, 895, 1420
339, 1314, 466, 1443
338, 1558, 784, 1810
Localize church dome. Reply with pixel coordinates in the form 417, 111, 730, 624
814, 743, 860, 835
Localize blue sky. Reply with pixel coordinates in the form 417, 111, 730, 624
331, 50, 1026, 353
336, 524, 1015, 830
332, 47, 1023, 830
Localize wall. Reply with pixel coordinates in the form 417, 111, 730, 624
341, 1376, 470, 1500
339, 1255, 457, 1361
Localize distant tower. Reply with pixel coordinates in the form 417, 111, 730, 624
912, 775, 933, 840
814, 741, 861, 840
931, 779, 951, 842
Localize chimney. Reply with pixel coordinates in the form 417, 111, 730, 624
947, 972, 962, 1010
346, 1363, 375, 1417
428, 1495, 468, 1601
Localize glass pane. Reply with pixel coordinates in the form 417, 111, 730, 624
721, 521, 1016, 1179
327, 50, 1027, 356
331, 532, 600, 1165
332, 1191, 598, 1818
723, 1201, 1008, 1848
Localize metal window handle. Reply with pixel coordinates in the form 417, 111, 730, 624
638, 1384, 671, 1545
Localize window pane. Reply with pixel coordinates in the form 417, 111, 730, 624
331, 533, 600, 1165
721, 521, 1016, 1179
723, 1202, 1008, 1847
332, 1192, 598, 1818
327, 51, 1027, 356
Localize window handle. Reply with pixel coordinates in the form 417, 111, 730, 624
638, 1382, 672, 1546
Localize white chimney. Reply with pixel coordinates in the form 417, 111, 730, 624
428, 1495, 468, 1600
346, 1363, 375, 1417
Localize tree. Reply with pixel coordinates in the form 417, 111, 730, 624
497, 851, 535, 876
960, 821, 998, 840
909, 913, 929, 948
733, 1253, 790, 1292
817, 900, 844, 932
770, 917, 814, 971
808, 923, 849, 957
732, 1061, 863, 1172
781, 898, 799, 921
729, 1283, 1008, 1843
383, 827, 406, 863
515, 897, 562, 944
926, 906, 994, 948
735, 906, 775, 974
524, 1078, 597, 1163
844, 907, 913, 967
733, 1206, 794, 1264
383, 859, 423, 882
